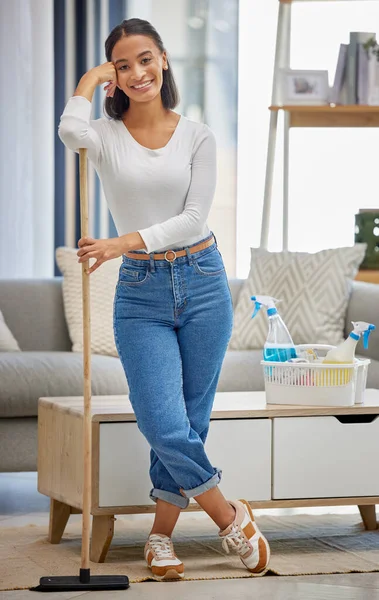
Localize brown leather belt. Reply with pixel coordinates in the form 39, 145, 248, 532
124, 235, 216, 262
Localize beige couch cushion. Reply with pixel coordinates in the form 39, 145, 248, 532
0, 310, 20, 351
56, 247, 121, 356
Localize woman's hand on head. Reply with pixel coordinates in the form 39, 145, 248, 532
74, 62, 118, 102
88, 62, 118, 96
77, 236, 124, 275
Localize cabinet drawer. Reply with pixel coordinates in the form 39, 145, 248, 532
205, 419, 271, 501
99, 423, 153, 507
273, 415, 379, 499
98, 418, 272, 507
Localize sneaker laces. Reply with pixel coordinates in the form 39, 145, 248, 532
148, 534, 174, 559
221, 525, 251, 556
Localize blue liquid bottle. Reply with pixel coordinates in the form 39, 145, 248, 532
251, 295, 297, 362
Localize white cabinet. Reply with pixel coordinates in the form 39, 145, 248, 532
98, 418, 272, 507
39, 392, 379, 564
272, 415, 379, 499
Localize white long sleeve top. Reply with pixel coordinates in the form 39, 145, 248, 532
58, 96, 217, 254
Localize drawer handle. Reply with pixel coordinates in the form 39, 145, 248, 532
335, 415, 378, 424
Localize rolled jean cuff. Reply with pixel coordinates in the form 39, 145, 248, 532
149, 487, 189, 509
179, 467, 222, 499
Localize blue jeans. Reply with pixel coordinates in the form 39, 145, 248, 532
113, 232, 234, 509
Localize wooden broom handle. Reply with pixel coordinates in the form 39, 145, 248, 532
79, 148, 91, 571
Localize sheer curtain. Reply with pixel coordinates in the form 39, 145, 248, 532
237, 0, 379, 278
0, 0, 54, 279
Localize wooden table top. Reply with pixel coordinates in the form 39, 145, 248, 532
38, 389, 379, 421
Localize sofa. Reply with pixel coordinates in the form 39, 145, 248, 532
1, 277, 379, 473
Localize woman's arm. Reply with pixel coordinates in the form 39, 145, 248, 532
137, 125, 217, 254
58, 63, 117, 166
73, 72, 99, 102
58, 98, 102, 167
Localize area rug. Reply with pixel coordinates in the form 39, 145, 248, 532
1, 512, 379, 590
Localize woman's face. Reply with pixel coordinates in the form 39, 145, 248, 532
111, 35, 167, 103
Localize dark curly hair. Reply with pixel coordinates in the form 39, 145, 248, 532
104, 18, 180, 120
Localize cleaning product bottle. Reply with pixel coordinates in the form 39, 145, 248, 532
322, 321, 376, 364
251, 295, 297, 362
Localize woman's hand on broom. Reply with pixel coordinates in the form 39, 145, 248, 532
77, 236, 124, 274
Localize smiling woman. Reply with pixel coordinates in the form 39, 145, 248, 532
103, 19, 179, 120
111, 40, 166, 104
57, 14, 267, 582
59, 17, 214, 261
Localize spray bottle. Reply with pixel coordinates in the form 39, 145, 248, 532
251, 295, 297, 362
322, 321, 376, 364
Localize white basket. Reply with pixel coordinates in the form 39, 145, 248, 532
262, 344, 370, 406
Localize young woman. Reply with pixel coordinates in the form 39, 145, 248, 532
58, 17, 270, 581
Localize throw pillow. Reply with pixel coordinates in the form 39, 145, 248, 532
56, 247, 122, 356
0, 310, 21, 351
229, 245, 367, 350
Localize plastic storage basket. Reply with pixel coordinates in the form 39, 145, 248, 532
262, 345, 370, 406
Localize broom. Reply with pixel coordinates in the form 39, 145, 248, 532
31, 149, 129, 591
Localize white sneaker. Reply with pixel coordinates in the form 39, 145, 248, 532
219, 499, 270, 574
144, 533, 184, 581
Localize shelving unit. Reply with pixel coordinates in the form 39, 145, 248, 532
260, 0, 379, 252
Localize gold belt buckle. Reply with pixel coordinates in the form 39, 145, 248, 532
164, 250, 177, 263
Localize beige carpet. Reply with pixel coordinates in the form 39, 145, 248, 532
1, 511, 379, 590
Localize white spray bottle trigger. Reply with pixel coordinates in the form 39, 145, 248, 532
250, 295, 282, 319
351, 321, 376, 350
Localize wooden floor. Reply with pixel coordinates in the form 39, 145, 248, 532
2, 473, 379, 599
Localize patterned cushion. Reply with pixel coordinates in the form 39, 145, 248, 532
56, 247, 121, 356
0, 309, 21, 351
229, 245, 367, 350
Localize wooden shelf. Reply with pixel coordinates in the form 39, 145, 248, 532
279, 0, 351, 3
355, 270, 379, 285
269, 105, 379, 127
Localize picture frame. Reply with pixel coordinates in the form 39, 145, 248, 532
279, 69, 330, 105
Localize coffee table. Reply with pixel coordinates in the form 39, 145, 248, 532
38, 389, 379, 562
